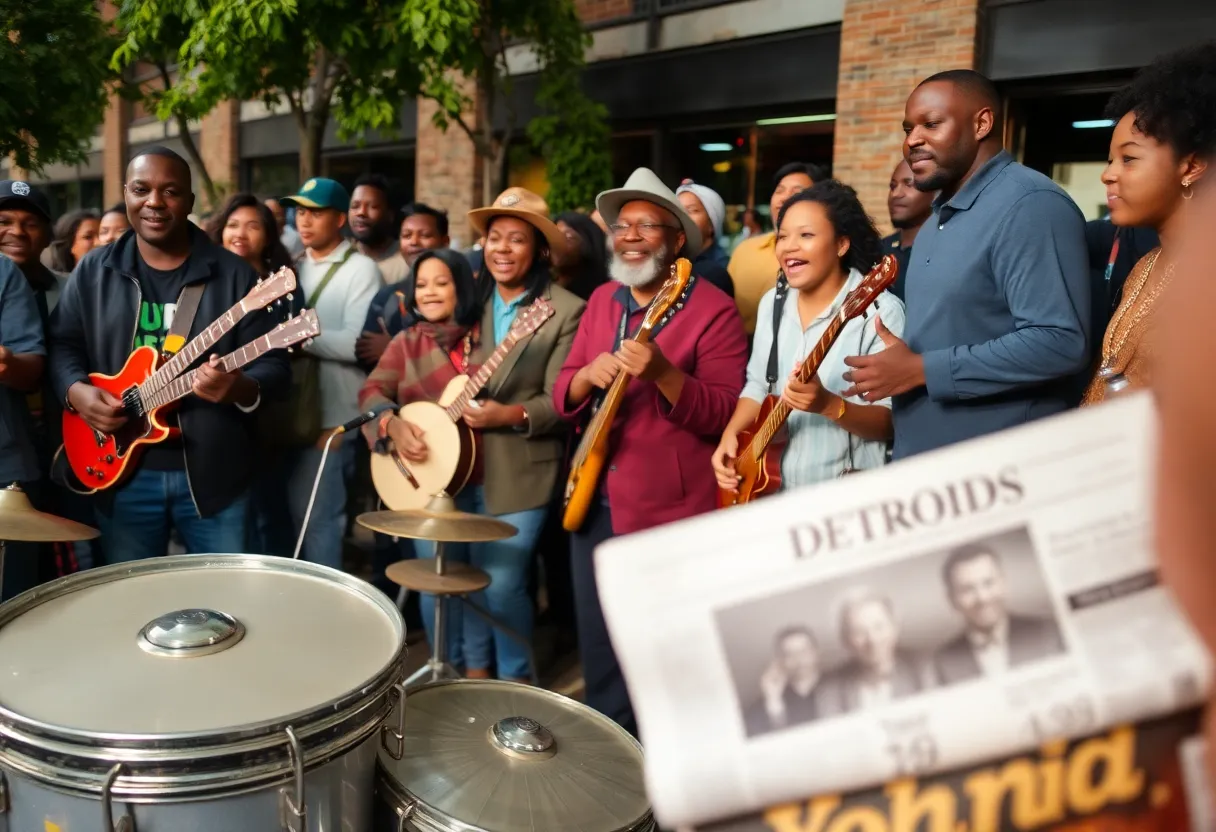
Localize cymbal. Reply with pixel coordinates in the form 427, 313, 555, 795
0, 484, 100, 543
357, 493, 517, 543
385, 559, 491, 595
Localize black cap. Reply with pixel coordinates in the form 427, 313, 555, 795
0, 180, 52, 222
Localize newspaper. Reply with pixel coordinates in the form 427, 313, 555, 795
594, 392, 1212, 829
697, 709, 1214, 832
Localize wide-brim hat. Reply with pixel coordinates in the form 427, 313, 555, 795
595, 167, 702, 254
468, 188, 567, 260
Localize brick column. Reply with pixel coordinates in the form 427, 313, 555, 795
832, 0, 980, 233
415, 80, 483, 250
574, 0, 632, 22
201, 100, 240, 209
102, 92, 128, 206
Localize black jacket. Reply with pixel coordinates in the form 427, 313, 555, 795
49, 228, 291, 517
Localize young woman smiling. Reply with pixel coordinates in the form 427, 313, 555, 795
1083, 43, 1214, 405
363, 188, 585, 682
208, 193, 293, 278
714, 181, 906, 493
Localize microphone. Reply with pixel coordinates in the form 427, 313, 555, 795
334, 410, 378, 434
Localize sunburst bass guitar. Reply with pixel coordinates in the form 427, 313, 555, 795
370, 298, 556, 511
720, 254, 898, 508
562, 258, 693, 532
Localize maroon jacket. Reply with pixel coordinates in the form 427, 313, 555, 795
554, 277, 747, 535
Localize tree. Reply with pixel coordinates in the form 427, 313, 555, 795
397, 0, 612, 210
113, 0, 420, 183
110, 4, 226, 206
0, 0, 115, 173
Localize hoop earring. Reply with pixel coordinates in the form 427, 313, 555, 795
1182, 180, 1194, 200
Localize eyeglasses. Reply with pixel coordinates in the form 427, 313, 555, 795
608, 221, 681, 237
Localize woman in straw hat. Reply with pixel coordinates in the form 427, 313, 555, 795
403, 187, 584, 682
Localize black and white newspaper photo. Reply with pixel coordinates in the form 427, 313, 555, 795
593, 393, 1212, 829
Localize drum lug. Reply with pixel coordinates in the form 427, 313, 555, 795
279, 726, 307, 832
101, 763, 136, 832
381, 681, 407, 760
397, 800, 415, 832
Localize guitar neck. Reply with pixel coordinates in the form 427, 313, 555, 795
443, 335, 516, 421
142, 334, 273, 411
751, 315, 847, 453
139, 301, 246, 402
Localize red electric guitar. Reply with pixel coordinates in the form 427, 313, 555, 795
62, 269, 301, 491
720, 255, 898, 508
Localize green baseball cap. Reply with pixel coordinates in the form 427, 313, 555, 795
280, 178, 350, 212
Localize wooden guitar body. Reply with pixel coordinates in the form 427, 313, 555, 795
560, 406, 613, 533
61, 346, 171, 491
370, 374, 477, 511
720, 394, 787, 508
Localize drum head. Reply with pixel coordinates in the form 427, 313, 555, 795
0, 555, 404, 737
379, 680, 650, 832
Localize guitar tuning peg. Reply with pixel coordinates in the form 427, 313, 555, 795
287, 346, 294, 354
286, 292, 294, 300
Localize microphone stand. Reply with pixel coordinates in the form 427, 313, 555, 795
293, 411, 377, 562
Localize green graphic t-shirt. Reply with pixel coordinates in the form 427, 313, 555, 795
135, 258, 192, 470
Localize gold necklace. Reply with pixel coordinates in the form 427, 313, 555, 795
1098, 250, 1174, 373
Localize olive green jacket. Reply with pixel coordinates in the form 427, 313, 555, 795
473, 282, 585, 516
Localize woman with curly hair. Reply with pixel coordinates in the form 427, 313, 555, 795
713, 180, 906, 492
1084, 41, 1215, 404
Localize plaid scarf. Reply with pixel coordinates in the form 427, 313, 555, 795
359, 321, 480, 412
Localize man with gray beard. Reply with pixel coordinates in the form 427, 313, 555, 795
555, 167, 747, 736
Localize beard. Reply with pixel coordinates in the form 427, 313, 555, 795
609, 241, 668, 288
352, 220, 392, 246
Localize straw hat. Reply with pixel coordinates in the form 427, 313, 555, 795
596, 167, 702, 254
468, 188, 567, 260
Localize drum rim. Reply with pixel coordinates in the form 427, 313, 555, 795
0, 554, 407, 750
376, 679, 652, 832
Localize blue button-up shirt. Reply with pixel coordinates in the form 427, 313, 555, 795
894, 150, 1090, 459
492, 288, 526, 345
0, 257, 46, 483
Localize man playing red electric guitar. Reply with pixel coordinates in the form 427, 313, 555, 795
49, 147, 290, 561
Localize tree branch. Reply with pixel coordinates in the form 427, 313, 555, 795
155, 61, 218, 206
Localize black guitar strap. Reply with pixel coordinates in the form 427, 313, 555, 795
766, 273, 789, 392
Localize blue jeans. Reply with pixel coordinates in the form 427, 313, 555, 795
419, 486, 546, 679
286, 438, 357, 571
95, 468, 249, 562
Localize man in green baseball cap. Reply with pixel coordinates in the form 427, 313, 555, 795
277, 176, 382, 572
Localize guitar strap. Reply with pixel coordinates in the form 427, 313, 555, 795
162, 284, 205, 358
766, 273, 789, 392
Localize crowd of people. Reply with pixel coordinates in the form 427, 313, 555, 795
0, 41, 1211, 740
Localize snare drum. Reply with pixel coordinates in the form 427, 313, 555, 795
0, 554, 405, 831
375, 679, 655, 831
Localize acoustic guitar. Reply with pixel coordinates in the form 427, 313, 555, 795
370, 298, 556, 511
562, 258, 693, 532
61, 268, 299, 490
720, 254, 898, 508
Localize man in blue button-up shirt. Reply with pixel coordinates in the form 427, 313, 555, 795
844, 70, 1090, 458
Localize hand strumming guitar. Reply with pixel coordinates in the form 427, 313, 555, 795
67, 382, 128, 434
388, 417, 428, 463
712, 429, 741, 493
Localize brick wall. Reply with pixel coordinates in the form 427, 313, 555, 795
200, 101, 240, 209
832, 0, 979, 233
575, 0, 632, 24
414, 79, 483, 248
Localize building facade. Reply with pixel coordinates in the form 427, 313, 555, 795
10, 0, 1215, 243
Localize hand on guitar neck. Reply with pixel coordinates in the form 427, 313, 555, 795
191, 354, 259, 407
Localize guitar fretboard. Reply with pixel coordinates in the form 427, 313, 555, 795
750, 314, 847, 455
142, 334, 272, 410
443, 335, 519, 422
138, 304, 244, 406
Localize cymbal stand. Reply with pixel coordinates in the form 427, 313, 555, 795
403, 540, 464, 687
